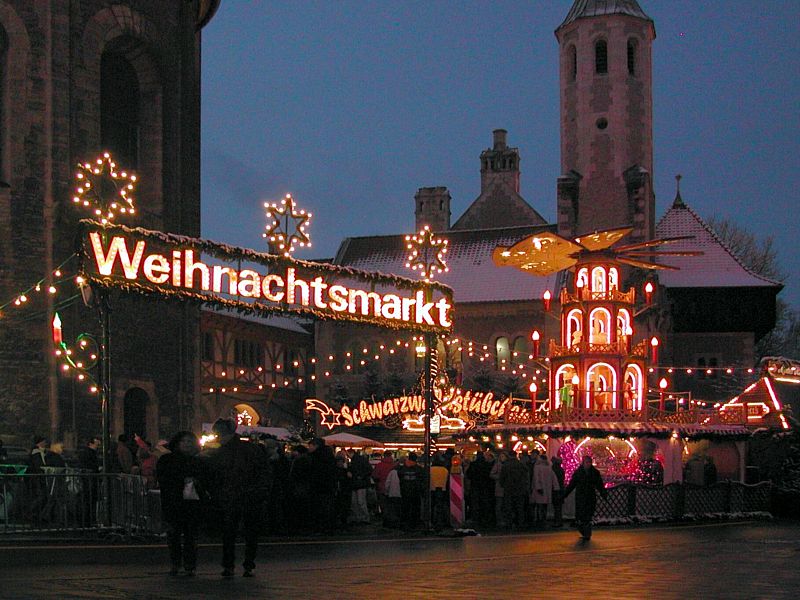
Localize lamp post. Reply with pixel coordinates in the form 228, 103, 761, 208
72, 153, 137, 526
405, 225, 448, 530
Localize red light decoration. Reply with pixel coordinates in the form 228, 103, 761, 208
52, 313, 62, 345
645, 281, 654, 305
650, 337, 659, 363
528, 381, 538, 402
543, 289, 552, 312
531, 330, 541, 358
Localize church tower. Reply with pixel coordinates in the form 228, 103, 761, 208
555, 0, 656, 244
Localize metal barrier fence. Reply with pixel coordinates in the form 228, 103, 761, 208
0, 471, 162, 537
594, 480, 772, 522
0, 472, 773, 536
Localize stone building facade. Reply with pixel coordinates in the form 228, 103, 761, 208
0, 0, 220, 445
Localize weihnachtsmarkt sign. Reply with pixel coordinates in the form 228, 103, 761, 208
77, 220, 453, 333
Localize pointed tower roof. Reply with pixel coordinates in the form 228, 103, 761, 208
558, 0, 652, 30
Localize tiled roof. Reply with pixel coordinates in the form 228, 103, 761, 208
655, 202, 781, 289
558, 0, 652, 29
334, 225, 559, 304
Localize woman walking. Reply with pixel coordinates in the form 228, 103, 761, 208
156, 431, 205, 576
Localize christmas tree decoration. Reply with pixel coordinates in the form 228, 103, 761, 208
263, 193, 312, 257
72, 153, 137, 224
405, 225, 448, 282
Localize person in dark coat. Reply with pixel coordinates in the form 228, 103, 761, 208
396, 452, 425, 530
308, 438, 337, 533
563, 455, 607, 540
499, 451, 529, 530
206, 419, 270, 577
287, 445, 312, 533
551, 456, 566, 527
156, 431, 205, 576
467, 450, 494, 526
334, 451, 352, 529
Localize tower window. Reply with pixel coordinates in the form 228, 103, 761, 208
595, 40, 608, 75
568, 45, 577, 81
101, 51, 140, 169
627, 39, 637, 75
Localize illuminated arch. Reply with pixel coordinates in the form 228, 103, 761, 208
624, 364, 644, 411
591, 266, 606, 293
617, 308, 631, 343
554, 363, 576, 408
587, 362, 617, 408
495, 336, 510, 369
567, 308, 583, 347
609, 267, 619, 291
589, 307, 611, 344
577, 268, 589, 289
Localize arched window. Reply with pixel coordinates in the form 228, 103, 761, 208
101, 50, 140, 169
595, 39, 608, 74
512, 336, 530, 363
589, 308, 611, 344
495, 336, 510, 369
0, 26, 7, 180
568, 44, 577, 81
554, 364, 576, 408
624, 365, 644, 411
567, 309, 583, 348
609, 268, 619, 291
591, 267, 606, 293
576, 268, 589, 290
617, 309, 631, 344
587, 363, 617, 409
627, 39, 637, 76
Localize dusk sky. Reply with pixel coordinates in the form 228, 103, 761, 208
200, 1, 800, 308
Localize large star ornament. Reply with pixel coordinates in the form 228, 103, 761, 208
263, 193, 312, 257
405, 225, 448, 282
72, 152, 137, 224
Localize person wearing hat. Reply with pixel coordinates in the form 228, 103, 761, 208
28, 436, 48, 473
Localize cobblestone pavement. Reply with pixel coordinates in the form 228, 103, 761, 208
1, 521, 799, 599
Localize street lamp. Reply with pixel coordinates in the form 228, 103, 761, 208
405, 225, 448, 530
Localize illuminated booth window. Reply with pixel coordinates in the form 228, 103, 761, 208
567, 309, 583, 348
589, 307, 611, 344
591, 266, 606, 293
587, 362, 617, 409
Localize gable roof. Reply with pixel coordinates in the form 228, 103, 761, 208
654, 200, 782, 289
558, 0, 652, 30
334, 225, 558, 304
451, 182, 547, 230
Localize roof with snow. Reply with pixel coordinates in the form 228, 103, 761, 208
334, 225, 559, 304
655, 199, 782, 290
558, 0, 652, 30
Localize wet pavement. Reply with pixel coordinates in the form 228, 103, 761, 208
1, 520, 799, 599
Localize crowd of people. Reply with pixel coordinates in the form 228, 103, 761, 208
5, 426, 611, 576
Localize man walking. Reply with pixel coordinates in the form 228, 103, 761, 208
563, 455, 607, 540
206, 419, 270, 577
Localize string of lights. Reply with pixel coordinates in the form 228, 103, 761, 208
0, 254, 77, 313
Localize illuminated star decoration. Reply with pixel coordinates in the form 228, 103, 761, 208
405, 225, 448, 282
263, 193, 312, 257
72, 152, 137, 224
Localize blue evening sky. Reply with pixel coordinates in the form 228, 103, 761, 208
200, 1, 800, 308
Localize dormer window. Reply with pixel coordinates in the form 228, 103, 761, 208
595, 40, 608, 74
